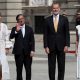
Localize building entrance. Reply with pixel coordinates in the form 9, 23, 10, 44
35, 16, 44, 34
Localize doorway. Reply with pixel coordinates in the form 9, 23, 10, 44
35, 16, 44, 34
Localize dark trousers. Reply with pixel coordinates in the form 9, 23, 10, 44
14, 52, 32, 80
48, 48, 65, 80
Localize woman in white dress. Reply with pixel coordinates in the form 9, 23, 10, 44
76, 12, 80, 79
0, 13, 10, 80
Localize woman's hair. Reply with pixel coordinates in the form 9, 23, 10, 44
76, 9, 80, 25
76, 17, 80, 25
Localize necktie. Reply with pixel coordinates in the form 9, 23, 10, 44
54, 16, 58, 32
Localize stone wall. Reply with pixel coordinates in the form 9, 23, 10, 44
6, 0, 23, 29
0, 0, 79, 30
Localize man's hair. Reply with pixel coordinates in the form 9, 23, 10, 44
51, 1, 61, 8
16, 14, 25, 21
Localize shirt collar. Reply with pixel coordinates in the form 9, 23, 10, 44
53, 14, 59, 18
53, 14, 59, 21
20, 24, 25, 28
23, 24, 25, 28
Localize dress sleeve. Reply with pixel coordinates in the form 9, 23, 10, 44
76, 25, 79, 30
4, 24, 13, 48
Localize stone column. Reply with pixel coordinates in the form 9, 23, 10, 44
48, 0, 53, 6
0, 0, 7, 23
6, 0, 23, 29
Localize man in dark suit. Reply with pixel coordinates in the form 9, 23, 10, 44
43, 2, 70, 80
10, 14, 35, 80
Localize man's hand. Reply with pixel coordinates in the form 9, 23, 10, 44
64, 46, 68, 53
16, 23, 21, 32
30, 51, 35, 57
44, 47, 50, 54
5, 48, 10, 55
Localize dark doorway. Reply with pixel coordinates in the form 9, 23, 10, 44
35, 16, 44, 34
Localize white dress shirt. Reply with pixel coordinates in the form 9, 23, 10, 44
53, 14, 59, 23
15, 24, 25, 37
21, 24, 25, 37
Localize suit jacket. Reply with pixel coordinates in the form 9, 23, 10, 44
10, 25, 35, 55
43, 15, 70, 51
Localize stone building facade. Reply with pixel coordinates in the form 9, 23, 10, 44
0, 0, 80, 34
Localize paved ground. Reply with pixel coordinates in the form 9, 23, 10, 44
8, 57, 76, 80
7, 33, 77, 80
7, 46, 77, 80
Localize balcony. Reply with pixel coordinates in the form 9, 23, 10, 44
29, 0, 53, 7
22, 0, 53, 9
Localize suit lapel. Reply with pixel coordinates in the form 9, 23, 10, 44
51, 15, 62, 32
50, 15, 61, 33
57, 15, 62, 32
19, 29, 23, 39
23, 25, 27, 38
57, 15, 60, 32
49, 15, 55, 32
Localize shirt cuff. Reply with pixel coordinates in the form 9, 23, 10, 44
15, 31, 18, 34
